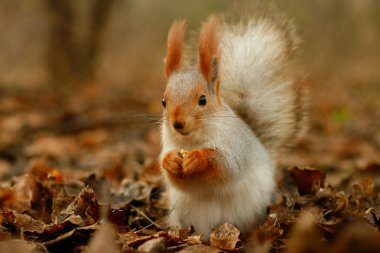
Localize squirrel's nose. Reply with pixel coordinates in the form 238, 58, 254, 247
173, 121, 184, 130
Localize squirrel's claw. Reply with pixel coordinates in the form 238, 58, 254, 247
162, 151, 183, 176
182, 150, 207, 178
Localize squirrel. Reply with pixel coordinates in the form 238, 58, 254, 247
160, 14, 307, 239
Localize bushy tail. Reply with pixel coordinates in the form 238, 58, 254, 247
220, 16, 308, 158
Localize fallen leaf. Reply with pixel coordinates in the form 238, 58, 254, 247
118, 231, 154, 248
56, 186, 99, 226
51, 183, 82, 219
245, 225, 274, 253
42, 223, 99, 251
330, 221, 380, 253
0, 188, 15, 208
84, 174, 152, 209
84, 222, 119, 253
137, 237, 166, 253
24, 136, 79, 160
183, 235, 202, 245
286, 211, 324, 253
289, 167, 326, 195
77, 129, 109, 149
177, 244, 223, 253
168, 227, 191, 241
10, 174, 40, 213
210, 223, 240, 251
0, 160, 11, 179
6, 211, 47, 234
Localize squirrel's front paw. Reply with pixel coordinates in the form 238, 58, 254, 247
162, 151, 183, 176
182, 150, 208, 178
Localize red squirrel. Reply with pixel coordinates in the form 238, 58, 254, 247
160, 15, 307, 239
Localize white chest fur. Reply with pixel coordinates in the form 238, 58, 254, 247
161, 107, 275, 238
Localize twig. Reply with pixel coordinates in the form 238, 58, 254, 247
35, 243, 49, 253
134, 223, 155, 234
129, 204, 165, 230
42, 223, 99, 246
166, 243, 189, 251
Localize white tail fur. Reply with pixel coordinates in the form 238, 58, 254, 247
220, 17, 307, 157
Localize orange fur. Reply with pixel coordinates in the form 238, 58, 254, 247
198, 15, 220, 81
171, 107, 179, 121
162, 150, 183, 176
165, 20, 186, 77
193, 84, 205, 102
162, 149, 227, 189
183, 149, 226, 182
182, 149, 209, 177
170, 107, 186, 127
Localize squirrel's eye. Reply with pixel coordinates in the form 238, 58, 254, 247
162, 98, 166, 108
198, 95, 207, 106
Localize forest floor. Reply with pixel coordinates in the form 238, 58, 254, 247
0, 79, 379, 253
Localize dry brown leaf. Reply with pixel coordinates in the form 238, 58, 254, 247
77, 129, 109, 148
85, 174, 152, 209
0, 188, 15, 208
8, 159, 72, 223
286, 211, 324, 253
177, 244, 223, 253
51, 183, 82, 219
112, 179, 152, 208
357, 178, 375, 196
10, 174, 40, 213
210, 223, 240, 251
84, 222, 119, 253
137, 237, 166, 253
0, 160, 11, 179
42, 223, 99, 250
8, 211, 47, 234
267, 204, 298, 228
24, 136, 79, 160
330, 221, 380, 253
289, 167, 326, 195
168, 227, 191, 241
57, 186, 99, 226
183, 235, 202, 245
118, 232, 154, 248
245, 226, 273, 253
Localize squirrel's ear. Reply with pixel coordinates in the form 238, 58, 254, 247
165, 20, 186, 78
198, 15, 220, 84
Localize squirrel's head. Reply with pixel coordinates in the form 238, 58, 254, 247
162, 16, 222, 142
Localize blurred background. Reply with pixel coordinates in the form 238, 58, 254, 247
0, 0, 379, 178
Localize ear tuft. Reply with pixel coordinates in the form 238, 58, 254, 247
198, 15, 220, 82
165, 20, 186, 78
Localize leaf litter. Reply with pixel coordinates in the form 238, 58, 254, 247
0, 85, 379, 252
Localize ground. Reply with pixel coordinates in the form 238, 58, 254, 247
0, 79, 379, 252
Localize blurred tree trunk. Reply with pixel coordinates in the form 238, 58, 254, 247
46, 0, 115, 86
46, 0, 75, 86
